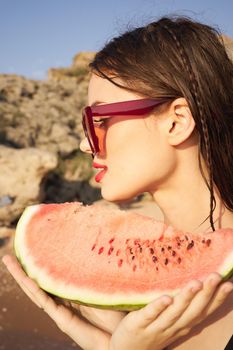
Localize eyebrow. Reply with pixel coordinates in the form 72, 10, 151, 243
90, 100, 106, 107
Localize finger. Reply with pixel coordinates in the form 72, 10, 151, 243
199, 280, 233, 318
2, 255, 110, 350
2, 255, 43, 308
166, 273, 223, 335
136, 295, 173, 328
149, 280, 203, 332
173, 281, 233, 341
79, 305, 126, 333
178, 272, 222, 322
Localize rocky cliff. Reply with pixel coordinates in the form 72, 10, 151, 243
0, 52, 103, 228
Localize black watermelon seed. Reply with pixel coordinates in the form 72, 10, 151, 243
185, 235, 189, 241
177, 257, 182, 264
172, 250, 176, 256
152, 256, 158, 263
206, 239, 211, 246
132, 255, 135, 260
187, 240, 194, 250
129, 248, 133, 254
161, 247, 165, 253
164, 258, 169, 265
168, 246, 172, 250
150, 248, 154, 255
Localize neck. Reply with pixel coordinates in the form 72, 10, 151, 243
150, 152, 233, 233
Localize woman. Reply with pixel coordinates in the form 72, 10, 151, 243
3, 16, 233, 350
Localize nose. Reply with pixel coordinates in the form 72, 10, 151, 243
79, 137, 93, 155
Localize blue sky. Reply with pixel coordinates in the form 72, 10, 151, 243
1, 0, 233, 80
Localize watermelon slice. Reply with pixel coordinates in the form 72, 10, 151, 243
14, 202, 233, 311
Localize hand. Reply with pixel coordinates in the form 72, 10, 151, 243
2, 254, 233, 350
78, 304, 126, 334
109, 274, 233, 350
2, 255, 112, 350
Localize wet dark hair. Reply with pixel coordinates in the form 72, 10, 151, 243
89, 16, 233, 231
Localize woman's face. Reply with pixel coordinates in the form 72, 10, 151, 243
80, 73, 177, 203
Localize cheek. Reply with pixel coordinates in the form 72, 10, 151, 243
104, 124, 176, 193
127, 140, 176, 190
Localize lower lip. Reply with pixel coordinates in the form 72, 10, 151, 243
95, 169, 108, 182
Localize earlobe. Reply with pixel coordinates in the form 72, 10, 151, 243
168, 100, 196, 146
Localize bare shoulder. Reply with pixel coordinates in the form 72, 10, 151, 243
168, 292, 233, 350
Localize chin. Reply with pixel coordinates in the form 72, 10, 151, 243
100, 186, 143, 205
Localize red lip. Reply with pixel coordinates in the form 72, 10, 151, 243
93, 162, 108, 169
95, 168, 107, 182
93, 162, 108, 183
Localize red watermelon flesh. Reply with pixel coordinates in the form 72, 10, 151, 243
14, 202, 233, 310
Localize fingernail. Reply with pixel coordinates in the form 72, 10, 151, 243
163, 298, 172, 306
2, 256, 8, 264
2, 255, 13, 266
209, 274, 221, 286
223, 284, 233, 293
211, 278, 221, 286
191, 285, 202, 293
188, 283, 202, 293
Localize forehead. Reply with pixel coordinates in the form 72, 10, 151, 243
88, 73, 142, 105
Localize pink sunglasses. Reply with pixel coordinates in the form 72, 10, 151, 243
82, 98, 170, 158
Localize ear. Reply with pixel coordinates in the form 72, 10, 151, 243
165, 98, 196, 146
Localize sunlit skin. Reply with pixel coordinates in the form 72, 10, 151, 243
2, 73, 233, 350
80, 73, 233, 233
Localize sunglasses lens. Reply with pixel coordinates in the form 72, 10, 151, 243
94, 126, 105, 154
83, 109, 105, 157
83, 113, 95, 155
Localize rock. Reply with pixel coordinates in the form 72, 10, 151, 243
0, 146, 58, 226
48, 52, 95, 82
42, 150, 102, 205
72, 52, 96, 69
0, 227, 15, 248
0, 227, 15, 239
0, 74, 87, 154
0, 52, 102, 215
222, 35, 233, 60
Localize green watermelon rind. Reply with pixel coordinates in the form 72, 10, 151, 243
14, 204, 233, 311
222, 267, 233, 281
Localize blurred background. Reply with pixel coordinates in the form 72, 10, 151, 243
0, 1, 233, 349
